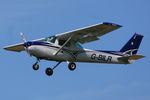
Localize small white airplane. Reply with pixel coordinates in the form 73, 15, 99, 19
4, 22, 145, 76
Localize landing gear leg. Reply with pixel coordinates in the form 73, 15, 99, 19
45, 62, 62, 76
32, 58, 40, 70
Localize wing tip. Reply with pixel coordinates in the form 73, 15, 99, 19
103, 22, 122, 27
3, 44, 25, 52
3, 47, 8, 50
134, 33, 144, 37
3, 46, 10, 50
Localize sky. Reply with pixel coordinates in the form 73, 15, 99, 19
0, 0, 150, 100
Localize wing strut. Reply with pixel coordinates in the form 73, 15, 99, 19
54, 34, 74, 56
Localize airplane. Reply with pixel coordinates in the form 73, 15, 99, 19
3, 22, 145, 76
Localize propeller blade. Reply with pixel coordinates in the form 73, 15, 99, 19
19, 32, 31, 56
20, 32, 27, 42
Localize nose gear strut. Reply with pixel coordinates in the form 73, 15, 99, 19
32, 59, 40, 70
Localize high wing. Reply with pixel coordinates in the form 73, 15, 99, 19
56, 22, 122, 44
4, 43, 25, 52
4, 22, 122, 52
4, 38, 45, 52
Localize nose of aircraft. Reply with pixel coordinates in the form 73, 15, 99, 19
23, 41, 32, 48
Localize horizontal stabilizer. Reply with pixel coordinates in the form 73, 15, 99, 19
118, 55, 145, 62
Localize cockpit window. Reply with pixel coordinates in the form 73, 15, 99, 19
75, 42, 83, 48
45, 36, 56, 43
59, 40, 70, 47
58, 41, 82, 48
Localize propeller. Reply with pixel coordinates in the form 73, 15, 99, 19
20, 32, 27, 42
20, 32, 31, 56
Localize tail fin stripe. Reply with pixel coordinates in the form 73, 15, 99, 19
120, 33, 143, 55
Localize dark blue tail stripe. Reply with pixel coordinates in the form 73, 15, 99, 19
120, 33, 143, 55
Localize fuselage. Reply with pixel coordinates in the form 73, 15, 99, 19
25, 41, 129, 64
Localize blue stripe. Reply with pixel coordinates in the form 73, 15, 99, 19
95, 50, 127, 56
23, 41, 60, 49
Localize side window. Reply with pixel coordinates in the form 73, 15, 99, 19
59, 40, 66, 46
75, 42, 83, 48
59, 40, 70, 47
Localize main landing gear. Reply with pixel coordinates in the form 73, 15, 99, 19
68, 62, 76, 71
32, 59, 76, 76
45, 62, 61, 76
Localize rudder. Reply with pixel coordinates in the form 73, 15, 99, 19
120, 33, 143, 55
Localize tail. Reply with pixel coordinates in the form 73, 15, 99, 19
118, 33, 144, 63
120, 33, 144, 55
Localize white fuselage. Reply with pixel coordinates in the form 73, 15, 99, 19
27, 44, 128, 64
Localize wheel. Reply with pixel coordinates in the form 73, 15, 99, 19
68, 63, 76, 71
32, 63, 39, 70
45, 68, 53, 76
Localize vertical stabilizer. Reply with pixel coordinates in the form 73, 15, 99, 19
120, 33, 143, 55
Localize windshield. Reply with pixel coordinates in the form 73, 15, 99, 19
45, 36, 56, 43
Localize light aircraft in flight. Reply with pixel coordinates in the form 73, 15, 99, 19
4, 22, 145, 76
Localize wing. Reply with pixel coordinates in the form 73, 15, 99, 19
56, 22, 122, 43
4, 22, 122, 52
4, 38, 45, 52
4, 43, 25, 52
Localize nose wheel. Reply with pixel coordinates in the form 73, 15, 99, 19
32, 61, 39, 70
